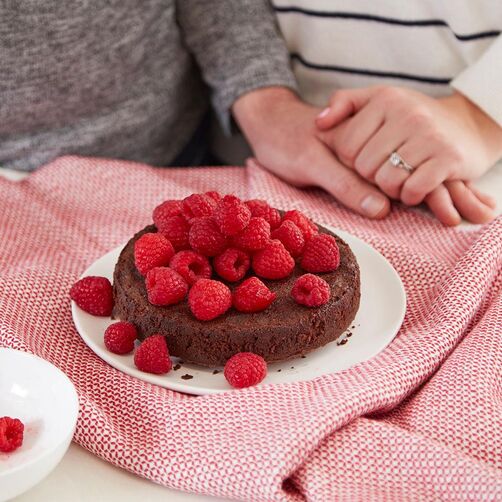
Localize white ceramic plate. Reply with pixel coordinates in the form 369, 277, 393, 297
72, 227, 406, 395
0, 348, 79, 502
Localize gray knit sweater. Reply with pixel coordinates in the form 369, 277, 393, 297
0, 1, 297, 171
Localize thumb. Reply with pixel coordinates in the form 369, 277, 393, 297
315, 87, 378, 130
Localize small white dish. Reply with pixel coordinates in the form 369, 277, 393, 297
0, 349, 79, 502
72, 227, 406, 395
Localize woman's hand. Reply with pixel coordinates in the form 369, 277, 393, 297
316, 86, 501, 221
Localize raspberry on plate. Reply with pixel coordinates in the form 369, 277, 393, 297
252, 240, 295, 280
189, 217, 228, 257
283, 210, 318, 241
152, 199, 183, 230
104, 321, 137, 354
146, 267, 188, 306
301, 234, 340, 273
134, 232, 175, 276
244, 199, 281, 229
271, 220, 305, 257
224, 352, 267, 388
134, 334, 172, 374
214, 195, 251, 236
182, 193, 216, 222
0, 416, 24, 453
233, 277, 276, 313
232, 217, 271, 251
169, 250, 212, 286
214, 248, 250, 282
188, 278, 232, 321
156, 214, 190, 251
70, 276, 113, 316
291, 274, 331, 307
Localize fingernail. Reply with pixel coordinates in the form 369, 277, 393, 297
361, 194, 387, 217
317, 107, 330, 119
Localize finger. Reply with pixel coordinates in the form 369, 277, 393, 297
316, 87, 380, 130
445, 181, 496, 224
401, 160, 449, 206
310, 147, 391, 219
424, 185, 461, 226
373, 140, 431, 200
464, 182, 497, 210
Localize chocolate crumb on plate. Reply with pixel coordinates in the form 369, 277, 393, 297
181, 374, 193, 380
212, 369, 220, 375
173, 364, 181, 371
337, 339, 348, 346
277, 369, 282, 372
301, 355, 306, 359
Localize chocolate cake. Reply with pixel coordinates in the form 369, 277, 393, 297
113, 223, 360, 367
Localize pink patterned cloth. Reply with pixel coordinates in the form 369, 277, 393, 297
0, 156, 500, 501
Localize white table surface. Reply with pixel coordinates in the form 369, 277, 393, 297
2, 162, 501, 502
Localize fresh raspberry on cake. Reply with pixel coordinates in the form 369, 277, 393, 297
214, 195, 251, 236
252, 240, 295, 280
156, 215, 190, 251
104, 321, 137, 354
169, 250, 212, 286
271, 220, 305, 257
233, 277, 276, 313
189, 217, 228, 257
152, 200, 183, 231
301, 234, 340, 273
245, 199, 281, 229
188, 278, 231, 321
182, 193, 216, 222
232, 217, 270, 251
146, 267, 188, 306
283, 210, 318, 241
134, 334, 172, 374
214, 248, 250, 282
70, 276, 114, 316
224, 352, 267, 388
134, 232, 175, 276
205, 191, 222, 203
0, 416, 24, 453
292, 274, 331, 307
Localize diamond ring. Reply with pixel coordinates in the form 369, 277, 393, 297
389, 152, 415, 173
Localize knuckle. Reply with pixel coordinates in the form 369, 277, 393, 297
332, 173, 355, 198
379, 86, 404, 103
403, 109, 432, 129
402, 182, 424, 204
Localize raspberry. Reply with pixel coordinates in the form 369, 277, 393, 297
232, 217, 270, 251
0, 417, 24, 453
146, 267, 188, 306
188, 279, 232, 321
134, 334, 172, 374
156, 214, 190, 251
182, 193, 216, 222
205, 191, 222, 203
189, 217, 228, 257
252, 240, 295, 280
214, 195, 251, 236
70, 276, 113, 316
283, 210, 318, 241
224, 352, 267, 388
271, 220, 305, 257
214, 248, 250, 282
245, 199, 281, 229
104, 321, 137, 354
291, 274, 331, 307
152, 199, 183, 230
233, 277, 276, 313
169, 250, 212, 286
134, 232, 175, 276
301, 234, 340, 273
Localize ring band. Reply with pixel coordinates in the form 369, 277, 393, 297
389, 152, 415, 173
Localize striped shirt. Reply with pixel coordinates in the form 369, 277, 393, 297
272, 0, 502, 126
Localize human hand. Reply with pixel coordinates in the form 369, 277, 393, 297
316, 86, 501, 222
232, 87, 391, 219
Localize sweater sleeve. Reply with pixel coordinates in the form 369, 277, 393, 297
451, 35, 502, 127
176, 0, 298, 133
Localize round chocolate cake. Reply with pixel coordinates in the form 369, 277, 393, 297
113, 222, 360, 367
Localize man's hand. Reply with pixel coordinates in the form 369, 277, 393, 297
232, 87, 391, 219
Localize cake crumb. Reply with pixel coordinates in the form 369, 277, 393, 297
290, 366, 294, 369
277, 369, 282, 372
337, 339, 348, 346
181, 374, 193, 380
346, 331, 353, 338
212, 369, 220, 375
173, 364, 181, 371
301, 355, 306, 359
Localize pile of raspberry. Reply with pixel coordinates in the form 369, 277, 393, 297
70, 192, 341, 388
